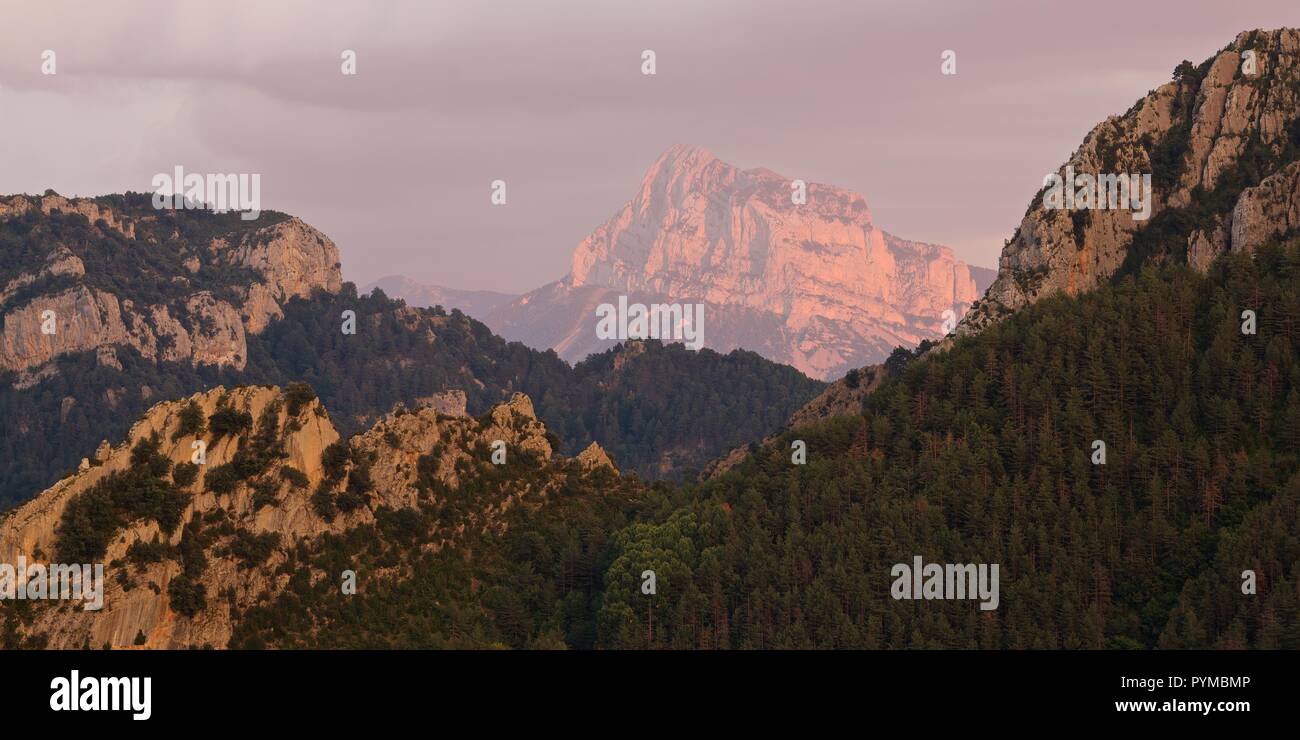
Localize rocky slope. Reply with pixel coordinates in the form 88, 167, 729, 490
0, 384, 616, 649
960, 28, 1300, 334
485, 145, 993, 379
0, 192, 341, 380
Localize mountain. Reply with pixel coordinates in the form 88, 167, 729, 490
362, 275, 517, 318
9, 24, 1300, 646
8, 243, 1298, 650
484, 145, 993, 380
712, 27, 1300, 479
621, 240, 1300, 649
0, 384, 641, 648
10, 29, 1300, 652
784, 27, 1300, 436
961, 28, 1300, 335
639, 31, 1300, 650
0, 193, 822, 505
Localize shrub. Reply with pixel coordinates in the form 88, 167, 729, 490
279, 466, 309, 489
55, 435, 188, 562
126, 537, 173, 567
320, 442, 350, 482
204, 463, 242, 494
167, 574, 207, 618
172, 461, 199, 488
172, 401, 206, 441
284, 382, 316, 417
311, 485, 337, 521
228, 530, 281, 568
208, 407, 253, 439
252, 478, 279, 510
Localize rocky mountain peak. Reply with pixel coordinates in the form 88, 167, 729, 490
488, 146, 992, 380
576, 441, 616, 472
960, 27, 1300, 335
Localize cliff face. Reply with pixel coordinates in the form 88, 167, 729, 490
961, 28, 1300, 334
0, 193, 342, 378
486, 145, 990, 380
0, 385, 592, 649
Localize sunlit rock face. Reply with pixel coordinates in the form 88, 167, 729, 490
489, 145, 988, 380
961, 29, 1300, 335
0, 193, 342, 378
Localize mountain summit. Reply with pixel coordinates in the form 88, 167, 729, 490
961, 28, 1300, 334
485, 145, 992, 379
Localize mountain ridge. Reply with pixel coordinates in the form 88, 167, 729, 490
362, 275, 517, 318
0, 383, 621, 648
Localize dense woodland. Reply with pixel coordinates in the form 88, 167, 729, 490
221, 242, 1300, 649
612, 244, 1300, 649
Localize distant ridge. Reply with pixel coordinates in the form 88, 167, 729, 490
363, 275, 517, 318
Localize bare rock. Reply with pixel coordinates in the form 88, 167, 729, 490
576, 441, 616, 472
488, 144, 987, 380
0, 196, 344, 383
961, 28, 1300, 335
1231, 159, 1300, 254
415, 389, 468, 417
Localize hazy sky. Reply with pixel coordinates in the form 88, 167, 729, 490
2, 1, 1298, 293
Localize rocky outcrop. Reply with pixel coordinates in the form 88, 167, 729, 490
415, 389, 468, 417
39, 194, 138, 239
0, 384, 596, 649
0, 285, 252, 372
486, 145, 991, 380
786, 365, 887, 430
0, 193, 342, 377
226, 217, 343, 332
961, 28, 1300, 334
0, 248, 85, 306
485, 393, 553, 461
576, 441, 616, 472
1230, 159, 1300, 253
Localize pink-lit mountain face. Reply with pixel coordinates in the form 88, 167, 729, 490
486, 145, 992, 379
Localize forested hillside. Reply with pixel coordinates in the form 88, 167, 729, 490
608, 244, 1300, 649
225, 243, 1300, 649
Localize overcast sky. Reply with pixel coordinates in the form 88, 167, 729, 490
2, 1, 1298, 293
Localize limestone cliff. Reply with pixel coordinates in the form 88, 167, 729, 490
0, 192, 342, 377
961, 28, 1300, 334
486, 145, 991, 380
